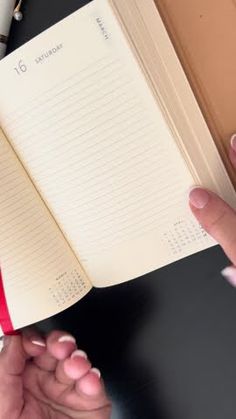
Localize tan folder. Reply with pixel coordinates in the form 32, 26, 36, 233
155, 0, 236, 186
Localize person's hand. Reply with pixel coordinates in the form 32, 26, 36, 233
189, 134, 236, 285
0, 330, 111, 419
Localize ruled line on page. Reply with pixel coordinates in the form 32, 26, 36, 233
2, 234, 62, 265
4, 245, 67, 278
0, 131, 86, 301
70, 199, 186, 257
16, 105, 145, 159
3, 55, 118, 124
65, 187, 182, 240
0, 211, 46, 243
8, 65, 129, 135
22, 119, 154, 175
55, 167, 177, 220
2, 44, 194, 262
40, 148, 171, 208
23, 125, 158, 186
6, 256, 71, 291
12, 86, 140, 147
0, 187, 31, 207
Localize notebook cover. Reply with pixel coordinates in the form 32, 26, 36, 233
155, 0, 236, 186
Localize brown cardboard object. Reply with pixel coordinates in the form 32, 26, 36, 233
155, 0, 236, 185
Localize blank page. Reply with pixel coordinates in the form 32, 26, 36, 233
0, 129, 91, 332
0, 0, 215, 287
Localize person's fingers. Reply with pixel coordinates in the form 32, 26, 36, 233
75, 368, 103, 397
61, 367, 111, 415
0, 335, 27, 417
74, 368, 111, 415
0, 335, 26, 375
189, 187, 236, 265
33, 330, 77, 371
221, 266, 236, 286
56, 349, 91, 385
22, 329, 46, 357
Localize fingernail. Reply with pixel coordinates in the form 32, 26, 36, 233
58, 335, 76, 344
91, 367, 101, 378
189, 187, 210, 209
71, 349, 88, 359
31, 339, 46, 347
230, 134, 236, 152
221, 266, 236, 287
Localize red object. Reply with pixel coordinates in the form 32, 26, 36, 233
0, 269, 14, 334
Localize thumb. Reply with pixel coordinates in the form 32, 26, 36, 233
189, 187, 236, 265
0, 335, 27, 418
0, 334, 26, 375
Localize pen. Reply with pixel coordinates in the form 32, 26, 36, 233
0, 0, 20, 60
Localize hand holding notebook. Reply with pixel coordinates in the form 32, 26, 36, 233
0, 0, 235, 335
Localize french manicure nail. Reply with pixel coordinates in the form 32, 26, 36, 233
189, 187, 210, 209
91, 368, 101, 378
221, 266, 236, 287
58, 335, 76, 344
71, 349, 88, 359
31, 339, 46, 347
230, 134, 236, 152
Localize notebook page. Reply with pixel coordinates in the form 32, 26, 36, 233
0, 0, 214, 287
0, 129, 91, 332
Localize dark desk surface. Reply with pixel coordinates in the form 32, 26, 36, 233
7, 1, 236, 418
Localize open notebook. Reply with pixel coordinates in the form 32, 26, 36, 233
0, 0, 235, 335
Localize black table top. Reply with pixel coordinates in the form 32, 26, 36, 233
7, 1, 236, 418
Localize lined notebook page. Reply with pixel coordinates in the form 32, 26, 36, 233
0, 129, 91, 331
0, 0, 214, 287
